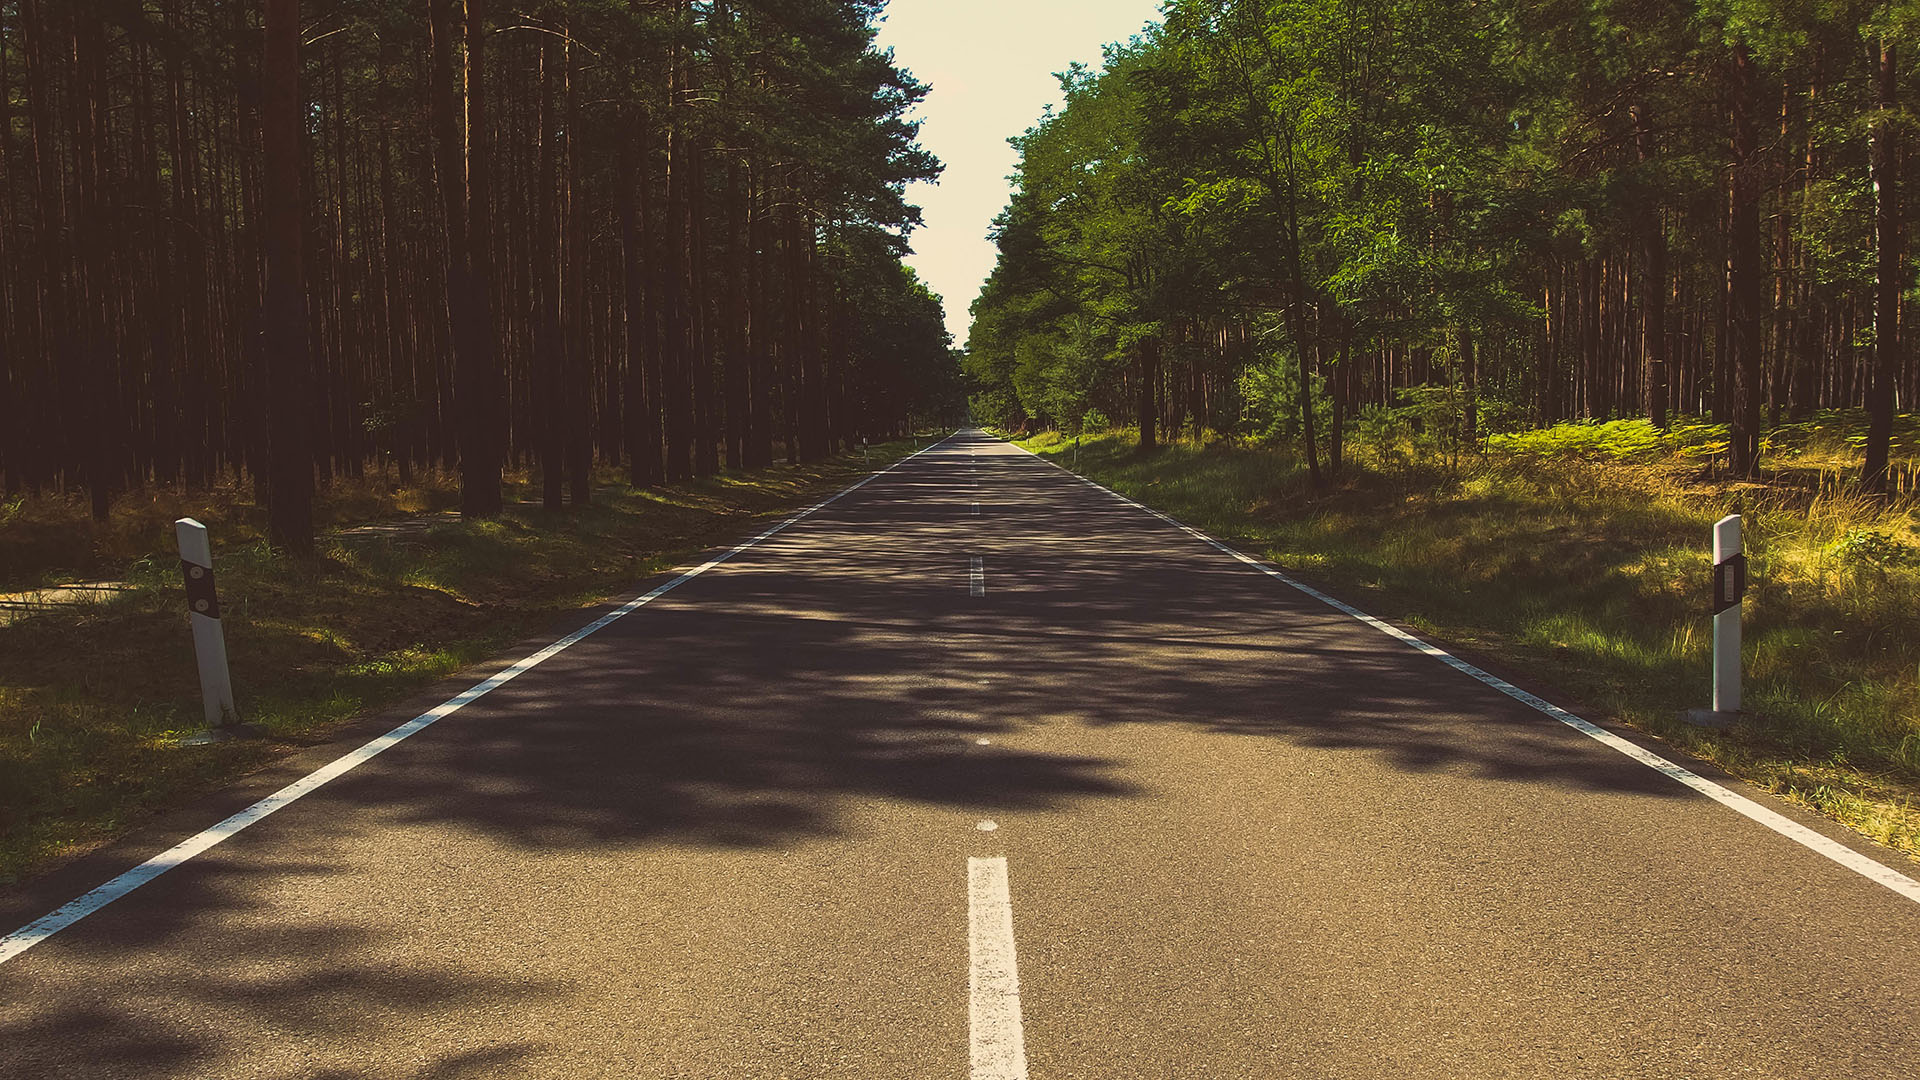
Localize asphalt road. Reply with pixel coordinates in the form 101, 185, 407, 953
3, 429, 1918, 1079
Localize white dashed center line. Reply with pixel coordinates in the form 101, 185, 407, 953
970, 556, 985, 597
968, 856, 1029, 1080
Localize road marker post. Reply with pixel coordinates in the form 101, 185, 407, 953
1686, 514, 1745, 728
175, 518, 239, 737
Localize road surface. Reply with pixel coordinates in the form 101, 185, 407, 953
3, 429, 1917, 1079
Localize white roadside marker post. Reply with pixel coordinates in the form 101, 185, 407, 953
175, 518, 238, 735
1687, 514, 1745, 728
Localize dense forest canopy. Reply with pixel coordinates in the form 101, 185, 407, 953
967, 0, 1919, 491
0, 0, 965, 551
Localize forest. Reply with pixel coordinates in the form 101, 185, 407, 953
0, 0, 963, 553
967, 0, 1918, 492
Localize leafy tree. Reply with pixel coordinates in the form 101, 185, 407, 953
970, 0, 1920, 493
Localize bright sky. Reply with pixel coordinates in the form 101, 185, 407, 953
873, 0, 1166, 346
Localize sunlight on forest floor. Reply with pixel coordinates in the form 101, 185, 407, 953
0, 440, 928, 883
1021, 423, 1920, 862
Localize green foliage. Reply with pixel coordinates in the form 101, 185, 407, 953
827, 235, 964, 429
1491, 419, 1672, 462
1351, 386, 1482, 472
1238, 353, 1306, 443
1763, 410, 1920, 459
967, 0, 1920, 486
1830, 528, 1920, 569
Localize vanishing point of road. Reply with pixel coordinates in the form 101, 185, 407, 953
3, 430, 1917, 1078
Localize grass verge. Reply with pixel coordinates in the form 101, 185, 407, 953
0, 437, 936, 884
1017, 427, 1920, 862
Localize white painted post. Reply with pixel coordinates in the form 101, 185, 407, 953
1711, 514, 1744, 716
175, 518, 236, 729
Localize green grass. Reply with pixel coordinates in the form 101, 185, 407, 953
0, 438, 935, 883
1018, 426, 1920, 861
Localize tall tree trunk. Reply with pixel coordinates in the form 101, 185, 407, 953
724, 161, 747, 469
71, 10, 116, 520
1280, 139, 1322, 486
0, 7, 16, 496
564, 14, 591, 503
780, 195, 800, 465
1767, 82, 1793, 427
1542, 274, 1559, 424
1460, 322, 1478, 443
430, 0, 495, 515
462, 0, 504, 514
663, 60, 692, 481
748, 171, 775, 468
264, 0, 312, 552
1727, 43, 1765, 476
1864, 40, 1902, 493
1135, 335, 1158, 451
1634, 102, 1669, 429
690, 137, 717, 474
1330, 325, 1351, 474
535, 22, 563, 509
618, 102, 660, 487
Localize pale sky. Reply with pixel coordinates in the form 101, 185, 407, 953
873, 0, 1166, 346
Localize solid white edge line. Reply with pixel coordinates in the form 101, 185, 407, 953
1005, 439, 1920, 906
968, 856, 1030, 1080
0, 436, 957, 968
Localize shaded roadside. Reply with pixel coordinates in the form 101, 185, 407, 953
0, 438, 939, 884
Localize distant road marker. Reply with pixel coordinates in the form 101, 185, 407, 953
968, 857, 1029, 1080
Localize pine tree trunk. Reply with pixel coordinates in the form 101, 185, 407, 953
690, 137, 717, 475
263, 0, 312, 552
431, 0, 484, 510
1134, 336, 1159, 451
618, 102, 660, 487
1634, 102, 1669, 429
535, 25, 563, 510
1864, 40, 1901, 494
0, 7, 15, 495
1460, 323, 1478, 443
663, 67, 692, 481
749, 171, 775, 468
724, 161, 747, 469
564, 19, 591, 505
1727, 43, 1764, 476
461, 0, 504, 514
